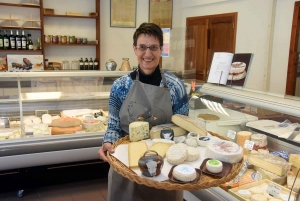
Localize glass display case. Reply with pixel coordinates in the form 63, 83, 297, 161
0, 71, 128, 171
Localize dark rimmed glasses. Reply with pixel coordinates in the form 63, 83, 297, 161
135, 44, 161, 51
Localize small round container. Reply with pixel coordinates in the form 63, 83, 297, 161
82, 38, 87, 44
187, 132, 200, 139
61, 35, 67, 44
52, 35, 58, 43
197, 136, 211, 147
45, 35, 51, 43
69, 35, 75, 44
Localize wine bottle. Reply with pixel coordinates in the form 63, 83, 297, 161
27, 34, 33, 50
84, 58, 89, 70
79, 58, 84, 70
93, 58, 99, 70
3, 30, 9, 50
9, 30, 15, 49
0, 30, 3, 49
15, 30, 22, 50
89, 58, 93, 70
21, 30, 27, 50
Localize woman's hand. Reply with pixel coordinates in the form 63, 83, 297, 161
98, 142, 115, 162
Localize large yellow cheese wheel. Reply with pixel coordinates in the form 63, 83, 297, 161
51, 117, 81, 128
51, 126, 82, 135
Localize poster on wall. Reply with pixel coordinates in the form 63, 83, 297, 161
110, 0, 136, 28
149, 0, 173, 28
162, 28, 170, 57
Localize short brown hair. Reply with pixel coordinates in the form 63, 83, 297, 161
133, 23, 163, 46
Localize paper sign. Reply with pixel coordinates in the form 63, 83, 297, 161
227, 130, 236, 140
253, 171, 262, 181
244, 140, 254, 150
267, 183, 281, 197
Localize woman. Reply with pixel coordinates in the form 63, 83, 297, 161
98, 22, 189, 201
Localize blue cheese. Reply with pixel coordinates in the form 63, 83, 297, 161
129, 121, 149, 142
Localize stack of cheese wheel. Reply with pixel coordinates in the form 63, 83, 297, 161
237, 131, 252, 155
51, 117, 82, 135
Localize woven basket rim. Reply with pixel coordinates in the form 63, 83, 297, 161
107, 131, 244, 190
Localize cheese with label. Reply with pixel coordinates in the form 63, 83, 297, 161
171, 114, 207, 136
205, 140, 243, 163
250, 134, 267, 150
129, 121, 149, 142
148, 142, 172, 158
289, 154, 300, 169
206, 159, 223, 173
172, 164, 196, 182
254, 167, 287, 185
128, 141, 148, 168
186, 147, 200, 162
247, 154, 290, 176
250, 194, 267, 201
150, 123, 187, 139
166, 144, 188, 165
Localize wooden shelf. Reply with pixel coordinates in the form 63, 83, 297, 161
43, 14, 97, 19
43, 43, 98, 46
0, 2, 40, 8
0, 49, 42, 53
0, 26, 41, 30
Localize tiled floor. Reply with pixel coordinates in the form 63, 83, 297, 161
0, 178, 108, 201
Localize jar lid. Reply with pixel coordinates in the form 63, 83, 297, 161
122, 58, 129, 60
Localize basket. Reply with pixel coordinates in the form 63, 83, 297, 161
106, 131, 244, 190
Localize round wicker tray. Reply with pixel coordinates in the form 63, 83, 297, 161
106, 131, 244, 190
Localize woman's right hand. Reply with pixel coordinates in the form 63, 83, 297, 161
98, 142, 115, 162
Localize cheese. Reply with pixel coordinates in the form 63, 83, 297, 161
250, 134, 267, 150
289, 154, 300, 169
82, 119, 102, 132
128, 142, 148, 168
185, 138, 198, 147
254, 167, 287, 185
187, 132, 199, 139
174, 136, 186, 143
51, 126, 82, 135
206, 159, 223, 173
172, 164, 196, 182
42, 114, 52, 124
186, 147, 200, 162
52, 117, 81, 128
268, 199, 282, 201
287, 171, 300, 192
237, 190, 252, 199
237, 131, 252, 155
148, 142, 172, 158
205, 140, 243, 163
32, 117, 41, 124
250, 194, 267, 201
197, 136, 211, 147
166, 144, 188, 165
150, 123, 187, 139
152, 139, 175, 145
247, 154, 290, 176
171, 114, 207, 136
129, 121, 149, 142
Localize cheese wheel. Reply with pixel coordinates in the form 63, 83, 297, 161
205, 140, 243, 163
52, 117, 81, 128
172, 164, 196, 182
171, 114, 207, 136
237, 131, 252, 155
185, 138, 198, 147
129, 121, 149, 142
42, 114, 52, 124
206, 159, 223, 173
82, 119, 101, 132
174, 136, 186, 143
51, 126, 82, 135
150, 123, 187, 139
250, 194, 267, 201
251, 134, 267, 150
187, 132, 199, 139
32, 117, 42, 124
186, 147, 200, 162
197, 136, 211, 147
166, 144, 188, 165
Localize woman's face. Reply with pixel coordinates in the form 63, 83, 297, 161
133, 34, 162, 75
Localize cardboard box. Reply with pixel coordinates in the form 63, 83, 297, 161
0, 57, 7, 71
228, 179, 296, 201
7, 55, 44, 72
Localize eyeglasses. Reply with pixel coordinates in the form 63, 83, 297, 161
136, 44, 160, 51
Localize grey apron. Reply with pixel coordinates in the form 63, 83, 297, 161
107, 70, 183, 201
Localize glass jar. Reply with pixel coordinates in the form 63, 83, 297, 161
62, 60, 70, 70
71, 60, 79, 70
69, 36, 75, 44
82, 38, 87, 44
61, 35, 67, 44
45, 35, 51, 43
52, 35, 58, 43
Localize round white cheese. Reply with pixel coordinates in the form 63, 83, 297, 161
206, 159, 223, 173
172, 164, 196, 182
42, 114, 52, 124
23, 119, 33, 125
187, 132, 199, 139
174, 136, 186, 143
205, 140, 243, 163
250, 194, 267, 201
251, 134, 267, 147
185, 138, 198, 147
186, 147, 200, 162
32, 117, 41, 124
166, 144, 188, 165
197, 136, 211, 147
249, 186, 264, 194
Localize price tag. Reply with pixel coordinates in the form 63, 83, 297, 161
266, 183, 281, 197
85, 115, 94, 123
253, 171, 262, 181
250, 106, 257, 114
244, 140, 254, 150
227, 130, 236, 140
76, 130, 86, 134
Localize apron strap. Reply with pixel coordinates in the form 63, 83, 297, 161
136, 67, 168, 88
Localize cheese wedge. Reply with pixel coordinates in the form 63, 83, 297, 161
128, 142, 148, 168
148, 142, 172, 158
289, 154, 300, 169
171, 114, 206, 136
129, 121, 149, 142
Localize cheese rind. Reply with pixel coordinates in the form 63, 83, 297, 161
171, 114, 207, 136
254, 167, 287, 185
186, 147, 200, 162
247, 153, 290, 176
289, 154, 300, 169
51, 126, 82, 135
52, 117, 81, 128
128, 142, 148, 168
172, 164, 196, 182
166, 144, 188, 165
150, 123, 187, 139
129, 121, 149, 142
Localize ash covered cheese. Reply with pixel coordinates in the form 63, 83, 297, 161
166, 144, 188, 165
172, 164, 196, 182
129, 121, 149, 142
186, 147, 200, 162
205, 140, 243, 163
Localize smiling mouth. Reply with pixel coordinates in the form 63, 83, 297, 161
143, 58, 154, 62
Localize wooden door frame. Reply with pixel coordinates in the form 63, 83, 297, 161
286, 2, 300, 95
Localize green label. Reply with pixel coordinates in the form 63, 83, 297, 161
208, 160, 220, 166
